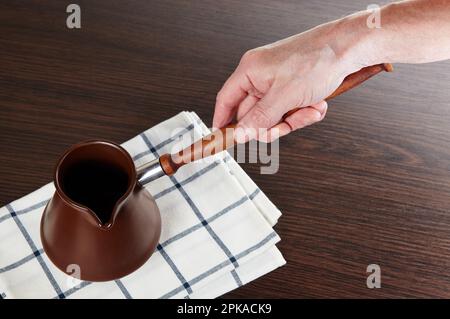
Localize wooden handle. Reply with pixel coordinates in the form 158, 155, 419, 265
160, 63, 393, 175
283, 63, 393, 119
159, 125, 237, 175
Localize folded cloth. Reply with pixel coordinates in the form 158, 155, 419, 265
0, 111, 285, 299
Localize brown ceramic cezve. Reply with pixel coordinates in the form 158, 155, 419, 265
41, 141, 162, 282
40, 63, 393, 282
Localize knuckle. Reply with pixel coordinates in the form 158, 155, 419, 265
285, 117, 302, 131
215, 90, 226, 105
242, 49, 257, 60
241, 49, 263, 67
215, 90, 223, 102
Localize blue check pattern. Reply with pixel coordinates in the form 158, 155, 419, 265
0, 112, 282, 299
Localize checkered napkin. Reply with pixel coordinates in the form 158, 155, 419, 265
0, 111, 285, 299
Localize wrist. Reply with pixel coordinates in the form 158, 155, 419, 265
327, 8, 388, 74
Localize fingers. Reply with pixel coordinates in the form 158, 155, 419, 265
236, 94, 259, 121
213, 70, 251, 129
259, 101, 328, 143
235, 85, 299, 141
284, 100, 327, 131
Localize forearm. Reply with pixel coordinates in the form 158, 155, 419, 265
332, 0, 450, 72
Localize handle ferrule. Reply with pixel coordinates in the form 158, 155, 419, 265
136, 158, 165, 185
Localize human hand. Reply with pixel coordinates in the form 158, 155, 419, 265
213, 18, 371, 142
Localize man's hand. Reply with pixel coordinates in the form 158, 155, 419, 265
213, 0, 450, 142
213, 20, 359, 142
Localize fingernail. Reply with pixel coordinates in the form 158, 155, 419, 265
316, 101, 328, 115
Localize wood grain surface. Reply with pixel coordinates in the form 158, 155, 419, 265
2, 0, 450, 298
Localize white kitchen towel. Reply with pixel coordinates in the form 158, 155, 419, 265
0, 111, 285, 299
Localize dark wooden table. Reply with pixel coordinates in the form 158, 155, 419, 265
2, 0, 450, 298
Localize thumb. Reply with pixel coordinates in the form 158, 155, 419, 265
235, 87, 294, 142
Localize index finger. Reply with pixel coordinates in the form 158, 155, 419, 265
213, 69, 251, 128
